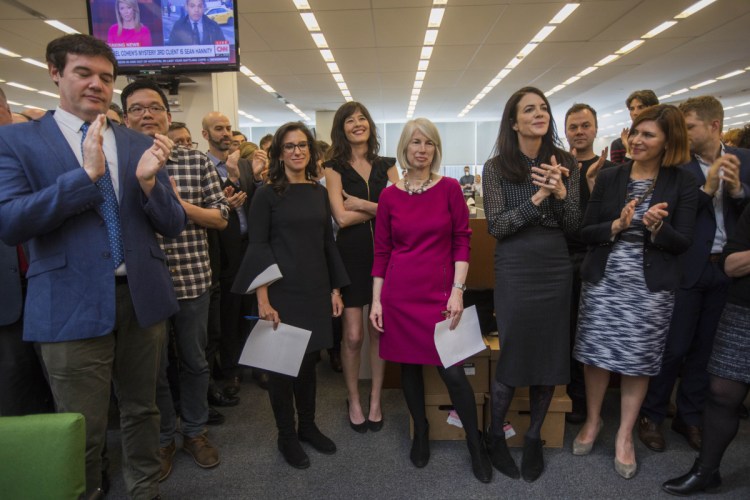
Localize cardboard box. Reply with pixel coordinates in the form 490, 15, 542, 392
411, 393, 486, 440
466, 218, 495, 289
483, 395, 571, 448
423, 346, 490, 395
485, 335, 566, 397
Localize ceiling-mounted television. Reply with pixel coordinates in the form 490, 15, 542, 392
86, 0, 239, 75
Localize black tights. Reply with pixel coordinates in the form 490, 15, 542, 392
267, 352, 319, 439
401, 363, 480, 445
490, 378, 554, 440
699, 375, 749, 470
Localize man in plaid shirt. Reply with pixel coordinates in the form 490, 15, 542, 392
122, 79, 229, 480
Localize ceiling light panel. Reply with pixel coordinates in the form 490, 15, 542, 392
458, 4, 580, 117
294, 1, 353, 103
407, 0, 450, 119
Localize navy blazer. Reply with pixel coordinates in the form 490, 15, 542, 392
218, 158, 257, 280
677, 146, 750, 288
0, 112, 187, 342
580, 161, 699, 292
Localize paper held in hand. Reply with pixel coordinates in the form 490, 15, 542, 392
433, 305, 485, 368
239, 319, 312, 377
244, 264, 283, 294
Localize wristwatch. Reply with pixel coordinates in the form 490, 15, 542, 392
452, 282, 467, 292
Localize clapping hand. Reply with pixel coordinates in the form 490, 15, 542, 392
531, 155, 567, 200
612, 199, 637, 235
586, 147, 609, 193
223, 185, 247, 210
82, 114, 106, 182
643, 202, 668, 233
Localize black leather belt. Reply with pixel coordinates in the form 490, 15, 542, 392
708, 254, 722, 263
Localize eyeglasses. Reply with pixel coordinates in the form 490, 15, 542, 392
126, 105, 167, 116
174, 140, 199, 149
282, 142, 309, 153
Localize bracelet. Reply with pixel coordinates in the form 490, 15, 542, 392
331, 291, 341, 296
452, 282, 466, 292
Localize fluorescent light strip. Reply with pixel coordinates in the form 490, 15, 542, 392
21, 58, 47, 69
37, 91, 59, 98
294, 1, 353, 103
459, 4, 579, 115
238, 62, 313, 123
675, 0, 717, 19
0, 47, 21, 57
546, 2, 715, 98
44, 20, 80, 34
7, 82, 37, 92
407, 0, 449, 118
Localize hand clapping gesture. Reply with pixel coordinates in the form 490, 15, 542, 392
531, 154, 567, 200
136, 133, 173, 196
643, 202, 668, 234
612, 199, 637, 236
82, 114, 107, 182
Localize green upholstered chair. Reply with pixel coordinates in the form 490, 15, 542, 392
0, 413, 85, 500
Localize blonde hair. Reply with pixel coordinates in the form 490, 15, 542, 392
396, 118, 442, 173
115, 0, 142, 35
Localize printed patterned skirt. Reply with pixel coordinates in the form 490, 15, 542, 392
707, 303, 750, 384
574, 237, 674, 377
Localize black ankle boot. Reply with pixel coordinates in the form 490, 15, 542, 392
487, 431, 520, 479
467, 433, 493, 483
410, 422, 430, 468
662, 459, 721, 496
277, 437, 310, 469
521, 436, 544, 482
298, 423, 337, 455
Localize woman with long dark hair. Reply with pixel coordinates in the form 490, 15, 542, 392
232, 122, 349, 469
482, 86, 580, 482
573, 105, 697, 479
324, 102, 399, 433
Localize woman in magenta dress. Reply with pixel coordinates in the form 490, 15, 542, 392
107, 0, 153, 47
370, 118, 492, 483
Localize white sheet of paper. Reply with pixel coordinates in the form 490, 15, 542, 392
239, 320, 312, 377
433, 305, 486, 368
244, 264, 283, 294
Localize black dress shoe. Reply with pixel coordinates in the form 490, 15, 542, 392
467, 433, 493, 483
662, 459, 721, 496
521, 437, 544, 482
671, 417, 701, 451
486, 431, 520, 479
347, 400, 368, 434
410, 422, 430, 468
328, 350, 342, 373
207, 407, 225, 426
208, 389, 239, 407
278, 437, 310, 469
253, 370, 270, 390
223, 377, 241, 397
298, 424, 337, 454
637, 416, 665, 452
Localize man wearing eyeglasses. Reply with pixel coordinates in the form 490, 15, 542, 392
167, 122, 196, 149
202, 112, 268, 395
122, 79, 229, 480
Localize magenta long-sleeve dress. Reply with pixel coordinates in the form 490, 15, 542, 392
372, 176, 471, 365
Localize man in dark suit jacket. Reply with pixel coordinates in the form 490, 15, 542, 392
168, 0, 226, 45
640, 96, 750, 452
0, 35, 186, 498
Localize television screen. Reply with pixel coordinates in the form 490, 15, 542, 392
87, 0, 239, 75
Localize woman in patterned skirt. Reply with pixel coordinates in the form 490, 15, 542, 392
572, 105, 698, 478
663, 203, 750, 496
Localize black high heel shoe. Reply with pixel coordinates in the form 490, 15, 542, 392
367, 394, 384, 432
346, 399, 367, 433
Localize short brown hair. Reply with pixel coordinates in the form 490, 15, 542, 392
626, 90, 658, 109
631, 104, 690, 167
678, 95, 724, 128
46, 34, 118, 80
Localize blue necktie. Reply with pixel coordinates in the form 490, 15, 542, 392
81, 123, 124, 268
192, 22, 200, 44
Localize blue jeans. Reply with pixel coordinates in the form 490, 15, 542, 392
157, 290, 210, 443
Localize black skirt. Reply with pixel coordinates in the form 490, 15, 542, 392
708, 303, 750, 384
493, 225, 571, 387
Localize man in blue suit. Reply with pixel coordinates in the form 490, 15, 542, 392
0, 35, 186, 499
639, 96, 750, 452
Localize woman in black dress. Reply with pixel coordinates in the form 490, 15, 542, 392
232, 122, 349, 469
482, 87, 580, 482
324, 102, 399, 432
663, 204, 750, 496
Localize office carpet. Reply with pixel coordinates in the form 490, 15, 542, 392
105, 356, 750, 499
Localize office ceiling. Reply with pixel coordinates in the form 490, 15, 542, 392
1, 0, 749, 139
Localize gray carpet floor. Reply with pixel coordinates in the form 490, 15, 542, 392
105, 358, 750, 499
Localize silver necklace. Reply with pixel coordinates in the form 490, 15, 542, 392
403, 172, 432, 195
